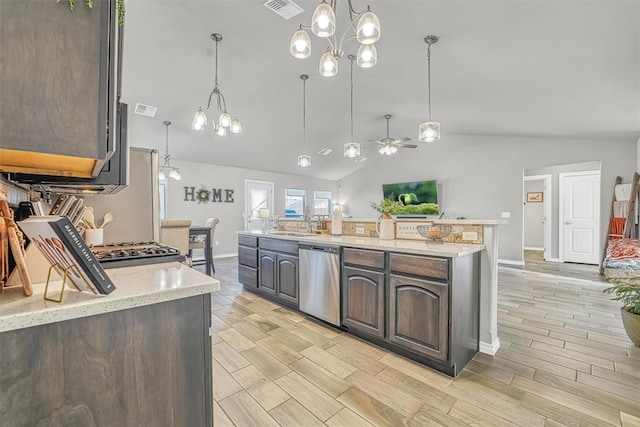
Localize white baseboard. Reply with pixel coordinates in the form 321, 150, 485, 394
479, 339, 500, 355
524, 246, 544, 251
498, 259, 525, 266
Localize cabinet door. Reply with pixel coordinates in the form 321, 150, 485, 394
258, 250, 277, 296
276, 254, 299, 306
342, 266, 385, 338
389, 275, 449, 362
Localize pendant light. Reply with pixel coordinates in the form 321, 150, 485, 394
419, 35, 440, 143
344, 55, 360, 158
192, 33, 242, 135
297, 74, 311, 168
159, 121, 181, 181
290, 0, 380, 77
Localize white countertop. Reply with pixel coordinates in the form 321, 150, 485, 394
0, 262, 219, 333
239, 231, 484, 258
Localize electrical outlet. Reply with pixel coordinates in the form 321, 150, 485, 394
462, 231, 478, 241
501, 212, 511, 218
215, 241, 220, 247
355, 226, 365, 234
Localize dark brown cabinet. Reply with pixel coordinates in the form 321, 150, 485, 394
388, 274, 448, 361
258, 250, 277, 295
238, 235, 258, 290
342, 248, 386, 338
0, 0, 122, 178
255, 238, 299, 309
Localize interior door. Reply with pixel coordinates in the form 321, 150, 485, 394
245, 180, 274, 231
560, 171, 600, 264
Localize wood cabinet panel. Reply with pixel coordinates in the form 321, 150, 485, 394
259, 238, 299, 255
0, 295, 212, 426
342, 266, 385, 338
238, 235, 258, 247
389, 275, 449, 362
238, 246, 258, 268
277, 254, 299, 306
238, 264, 258, 289
343, 248, 385, 269
258, 250, 277, 296
390, 253, 449, 281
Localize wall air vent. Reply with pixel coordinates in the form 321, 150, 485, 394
262, 0, 304, 19
318, 148, 333, 156
134, 103, 158, 118
355, 156, 368, 163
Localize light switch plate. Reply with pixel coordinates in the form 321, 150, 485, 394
501, 212, 511, 218
355, 226, 365, 234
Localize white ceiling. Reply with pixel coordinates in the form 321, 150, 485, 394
121, 0, 640, 181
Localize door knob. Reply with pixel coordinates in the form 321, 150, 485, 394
565, 221, 572, 225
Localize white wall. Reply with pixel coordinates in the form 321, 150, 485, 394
523, 180, 544, 249
338, 134, 636, 263
165, 160, 337, 257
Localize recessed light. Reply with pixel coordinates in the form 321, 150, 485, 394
318, 148, 333, 155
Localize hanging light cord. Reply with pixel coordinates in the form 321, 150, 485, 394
302, 76, 307, 154
203, 35, 228, 114
163, 121, 171, 166
350, 55, 355, 140
427, 40, 432, 121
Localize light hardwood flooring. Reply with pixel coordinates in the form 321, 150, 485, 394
508, 250, 606, 283
198, 257, 639, 426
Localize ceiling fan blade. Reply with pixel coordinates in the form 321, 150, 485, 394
398, 144, 418, 149
397, 137, 412, 142
368, 139, 384, 143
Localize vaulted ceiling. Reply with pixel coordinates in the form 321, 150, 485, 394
121, 0, 640, 181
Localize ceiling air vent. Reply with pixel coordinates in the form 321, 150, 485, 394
355, 156, 368, 163
262, 0, 304, 20
318, 148, 333, 156
134, 103, 158, 118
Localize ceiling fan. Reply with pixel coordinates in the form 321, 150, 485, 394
370, 115, 417, 156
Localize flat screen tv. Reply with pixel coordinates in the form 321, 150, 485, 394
382, 180, 439, 215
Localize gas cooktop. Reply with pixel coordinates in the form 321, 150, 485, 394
91, 241, 186, 269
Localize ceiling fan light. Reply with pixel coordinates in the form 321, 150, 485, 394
192, 109, 207, 131
297, 154, 311, 168
319, 51, 338, 77
311, 2, 335, 38
230, 118, 242, 134
344, 142, 360, 158
290, 28, 311, 59
356, 10, 380, 45
419, 121, 440, 143
357, 44, 377, 68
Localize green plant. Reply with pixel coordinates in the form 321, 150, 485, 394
370, 197, 402, 214
604, 278, 640, 315
370, 198, 439, 216
57, 0, 126, 26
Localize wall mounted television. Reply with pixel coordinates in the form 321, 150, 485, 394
382, 180, 439, 215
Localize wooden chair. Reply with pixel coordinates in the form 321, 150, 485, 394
189, 218, 219, 273
159, 219, 192, 255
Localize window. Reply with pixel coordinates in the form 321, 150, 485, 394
285, 188, 306, 218
314, 190, 332, 216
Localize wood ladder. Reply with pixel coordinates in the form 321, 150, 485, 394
600, 172, 640, 274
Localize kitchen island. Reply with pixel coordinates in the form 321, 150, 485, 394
238, 230, 487, 376
0, 262, 218, 427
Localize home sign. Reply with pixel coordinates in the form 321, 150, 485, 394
184, 186, 234, 204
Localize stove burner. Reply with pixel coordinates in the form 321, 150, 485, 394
91, 241, 186, 269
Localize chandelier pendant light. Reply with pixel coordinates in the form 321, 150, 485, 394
159, 121, 182, 181
297, 74, 311, 168
419, 35, 440, 143
344, 55, 360, 158
192, 33, 242, 135
290, 0, 380, 77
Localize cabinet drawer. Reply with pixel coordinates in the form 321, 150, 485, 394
238, 264, 258, 288
259, 238, 298, 255
390, 253, 449, 281
343, 248, 385, 269
238, 235, 258, 247
238, 246, 258, 268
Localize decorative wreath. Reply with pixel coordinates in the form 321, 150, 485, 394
196, 186, 210, 204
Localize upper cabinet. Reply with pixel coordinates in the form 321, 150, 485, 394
0, 0, 122, 178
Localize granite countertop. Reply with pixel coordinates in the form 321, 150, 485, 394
0, 262, 219, 333
238, 231, 485, 258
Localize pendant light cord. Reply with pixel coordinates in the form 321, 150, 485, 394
427, 42, 432, 121
302, 75, 308, 154
350, 55, 354, 140
164, 121, 170, 164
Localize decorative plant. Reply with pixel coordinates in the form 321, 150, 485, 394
604, 278, 640, 315
196, 186, 211, 204
57, 0, 126, 26
370, 197, 439, 216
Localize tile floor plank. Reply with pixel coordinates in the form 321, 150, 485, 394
269, 399, 325, 427
240, 345, 292, 380
301, 345, 358, 379
219, 390, 281, 427
275, 371, 344, 421
326, 407, 375, 427
336, 386, 409, 427
289, 357, 352, 398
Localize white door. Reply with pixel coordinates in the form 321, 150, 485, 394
245, 180, 274, 231
560, 171, 600, 264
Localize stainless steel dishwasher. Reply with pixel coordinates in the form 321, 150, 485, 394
298, 243, 341, 327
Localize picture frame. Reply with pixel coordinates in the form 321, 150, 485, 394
527, 192, 543, 202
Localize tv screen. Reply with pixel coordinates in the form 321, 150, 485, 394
382, 180, 439, 214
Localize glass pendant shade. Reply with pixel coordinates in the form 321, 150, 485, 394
290, 29, 311, 59
158, 170, 167, 180
311, 2, 335, 38
214, 125, 227, 136
169, 168, 182, 181
230, 118, 242, 134
357, 44, 377, 68
356, 11, 380, 45
192, 109, 207, 131
218, 111, 232, 128
297, 154, 311, 168
379, 144, 398, 156
319, 51, 338, 77
344, 142, 361, 158
418, 121, 441, 143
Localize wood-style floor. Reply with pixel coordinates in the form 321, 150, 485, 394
199, 255, 640, 426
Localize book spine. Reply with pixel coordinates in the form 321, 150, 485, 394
50, 218, 116, 295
